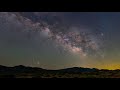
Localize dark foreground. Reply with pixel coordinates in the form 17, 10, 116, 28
0, 65, 120, 78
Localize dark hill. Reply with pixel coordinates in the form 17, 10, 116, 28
59, 67, 99, 73
0, 65, 46, 74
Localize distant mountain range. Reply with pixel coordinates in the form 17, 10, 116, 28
0, 65, 120, 78
0, 65, 99, 73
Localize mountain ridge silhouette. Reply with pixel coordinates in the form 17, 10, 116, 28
0, 65, 100, 73
0, 65, 120, 78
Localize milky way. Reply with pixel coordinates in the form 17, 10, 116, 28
0, 12, 114, 69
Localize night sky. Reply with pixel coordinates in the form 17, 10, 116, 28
0, 12, 120, 70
